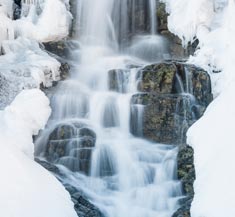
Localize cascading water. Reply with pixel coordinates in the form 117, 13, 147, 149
35, 1, 184, 216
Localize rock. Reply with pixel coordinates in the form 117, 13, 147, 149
172, 145, 195, 217
130, 62, 212, 144
13, 1, 21, 20
43, 40, 80, 58
72, 193, 105, 217
172, 196, 192, 217
45, 122, 96, 174
137, 63, 177, 94
131, 93, 193, 144
60, 62, 70, 80
177, 145, 195, 196
157, 2, 168, 32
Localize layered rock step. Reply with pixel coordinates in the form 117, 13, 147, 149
108, 62, 212, 144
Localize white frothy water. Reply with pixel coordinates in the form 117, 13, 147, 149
36, 1, 183, 216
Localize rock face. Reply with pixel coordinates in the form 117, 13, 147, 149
45, 122, 96, 175
36, 159, 104, 217
130, 62, 212, 144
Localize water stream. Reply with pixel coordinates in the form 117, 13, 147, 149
35, 1, 184, 216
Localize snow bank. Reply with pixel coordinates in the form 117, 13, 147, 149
163, 0, 235, 216
188, 84, 235, 217
0, 89, 77, 217
15, 0, 72, 42
0, 37, 61, 109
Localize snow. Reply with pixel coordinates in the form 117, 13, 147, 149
0, 89, 77, 217
163, 0, 235, 216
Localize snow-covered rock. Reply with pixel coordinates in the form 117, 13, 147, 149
0, 89, 77, 217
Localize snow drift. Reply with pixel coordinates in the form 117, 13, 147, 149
0, 89, 77, 217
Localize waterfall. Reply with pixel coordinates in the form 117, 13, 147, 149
35, 1, 182, 216
149, 0, 157, 35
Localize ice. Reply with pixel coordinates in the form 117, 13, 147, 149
0, 37, 61, 109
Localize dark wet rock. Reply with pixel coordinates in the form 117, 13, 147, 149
43, 41, 70, 58
72, 192, 105, 217
157, 2, 168, 33
60, 62, 70, 80
177, 145, 195, 196
172, 145, 195, 217
137, 63, 177, 94
172, 196, 192, 217
45, 122, 96, 174
181, 64, 213, 107
43, 40, 80, 58
131, 93, 193, 144
13, 1, 21, 20
36, 159, 104, 217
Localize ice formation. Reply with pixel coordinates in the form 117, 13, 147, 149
0, 37, 61, 109
0, 0, 72, 108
